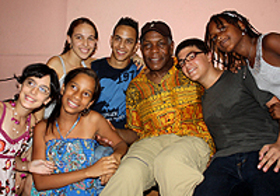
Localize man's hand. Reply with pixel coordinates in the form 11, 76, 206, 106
95, 134, 113, 147
258, 142, 280, 172
132, 53, 145, 70
269, 102, 280, 120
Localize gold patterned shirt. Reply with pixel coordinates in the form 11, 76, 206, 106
125, 61, 215, 155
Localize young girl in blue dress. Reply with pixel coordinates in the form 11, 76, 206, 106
31, 67, 128, 196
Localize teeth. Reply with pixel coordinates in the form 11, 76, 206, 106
68, 100, 78, 108
117, 50, 126, 55
80, 48, 89, 54
25, 95, 35, 102
188, 67, 195, 74
151, 58, 160, 62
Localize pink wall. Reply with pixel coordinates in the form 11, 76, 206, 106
1, 0, 280, 100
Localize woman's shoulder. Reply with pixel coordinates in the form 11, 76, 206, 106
34, 119, 48, 132
47, 56, 64, 78
262, 33, 280, 51
85, 110, 104, 122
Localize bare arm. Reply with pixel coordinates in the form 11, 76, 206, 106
46, 56, 64, 80
91, 112, 129, 184
98, 120, 139, 146
262, 32, 280, 67
94, 113, 128, 160
115, 128, 139, 146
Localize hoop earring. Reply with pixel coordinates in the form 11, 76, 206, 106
81, 108, 90, 116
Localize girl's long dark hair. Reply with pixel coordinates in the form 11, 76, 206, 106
46, 67, 101, 133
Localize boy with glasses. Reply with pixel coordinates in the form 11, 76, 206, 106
176, 38, 280, 196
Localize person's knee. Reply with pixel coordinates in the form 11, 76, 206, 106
154, 151, 172, 170
121, 157, 150, 180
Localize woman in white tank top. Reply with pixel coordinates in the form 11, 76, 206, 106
43, 17, 99, 119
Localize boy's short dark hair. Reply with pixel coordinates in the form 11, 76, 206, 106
112, 17, 139, 40
175, 38, 210, 58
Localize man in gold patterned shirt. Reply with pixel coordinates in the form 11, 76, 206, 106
100, 21, 215, 196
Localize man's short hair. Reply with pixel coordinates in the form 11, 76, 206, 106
113, 17, 139, 40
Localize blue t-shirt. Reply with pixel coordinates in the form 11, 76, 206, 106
91, 58, 141, 129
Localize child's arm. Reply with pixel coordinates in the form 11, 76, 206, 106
32, 121, 118, 191
94, 113, 128, 161
96, 119, 139, 146
94, 112, 128, 184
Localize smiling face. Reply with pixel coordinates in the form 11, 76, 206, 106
110, 25, 138, 64
141, 31, 173, 72
18, 76, 51, 110
61, 73, 96, 114
67, 23, 97, 60
208, 18, 244, 53
177, 46, 211, 82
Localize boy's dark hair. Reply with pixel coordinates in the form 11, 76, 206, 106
175, 38, 209, 58
112, 17, 139, 40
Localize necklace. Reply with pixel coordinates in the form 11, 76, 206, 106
9, 101, 31, 134
55, 115, 81, 139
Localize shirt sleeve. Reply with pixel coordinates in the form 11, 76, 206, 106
125, 82, 143, 134
244, 68, 274, 109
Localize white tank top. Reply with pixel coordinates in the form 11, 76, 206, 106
248, 34, 280, 99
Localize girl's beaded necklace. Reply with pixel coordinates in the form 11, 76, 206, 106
10, 101, 31, 134
55, 115, 81, 139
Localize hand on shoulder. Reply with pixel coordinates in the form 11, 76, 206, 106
84, 57, 96, 68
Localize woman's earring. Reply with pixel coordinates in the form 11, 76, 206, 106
81, 108, 90, 116
242, 31, 245, 36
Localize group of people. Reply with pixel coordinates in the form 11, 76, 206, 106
0, 9, 280, 196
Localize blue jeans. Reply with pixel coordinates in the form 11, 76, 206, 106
194, 151, 280, 196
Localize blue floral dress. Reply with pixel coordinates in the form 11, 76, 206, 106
31, 138, 113, 196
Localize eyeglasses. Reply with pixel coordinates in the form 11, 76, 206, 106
24, 78, 50, 95
176, 51, 204, 69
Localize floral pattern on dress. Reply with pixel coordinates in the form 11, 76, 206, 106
31, 138, 113, 196
0, 102, 32, 196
